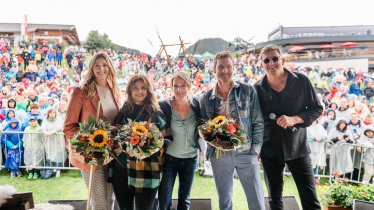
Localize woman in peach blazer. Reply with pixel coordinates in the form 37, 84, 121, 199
63, 52, 121, 210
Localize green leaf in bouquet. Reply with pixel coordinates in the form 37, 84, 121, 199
88, 115, 96, 126
79, 123, 85, 131
236, 129, 243, 136
71, 138, 80, 145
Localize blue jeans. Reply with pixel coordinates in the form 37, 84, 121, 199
158, 154, 197, 210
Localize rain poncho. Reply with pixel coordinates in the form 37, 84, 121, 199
41, 117, 66, 163
23, 123, 45, 170
307, 123, 328, 168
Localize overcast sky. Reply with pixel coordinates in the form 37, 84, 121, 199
2, 0, 374, 55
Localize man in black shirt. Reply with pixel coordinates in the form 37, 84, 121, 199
254, 44, 322, 210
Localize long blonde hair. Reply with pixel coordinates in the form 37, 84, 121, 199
124, 74, 159, 114
82, 52, 120, 100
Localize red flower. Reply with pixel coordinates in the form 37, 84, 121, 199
130, 135, 140, 145
225, 124, 237, 134
107, 139, 114, 147
79, 136, 88, 142
332, 171, 339, 178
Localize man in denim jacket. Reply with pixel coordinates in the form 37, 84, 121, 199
200, 51, 265, 210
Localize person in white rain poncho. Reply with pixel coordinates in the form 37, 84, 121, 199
357, 126, 374, 184
328, 118, 354, 177
307, 119, 328, 184
321, 109, 338, 133
23, 116, 45, 179
41, 108, 66, 178
347, 111, 365, 181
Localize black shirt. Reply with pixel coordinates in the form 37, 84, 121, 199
254, 69, 323, 161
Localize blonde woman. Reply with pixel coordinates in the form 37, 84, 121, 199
63, 52, 121, 210
158, 71, 202, 210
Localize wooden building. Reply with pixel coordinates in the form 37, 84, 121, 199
0, 23, 80, 46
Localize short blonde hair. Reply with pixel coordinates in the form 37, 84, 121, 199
171, 71, 192, 89
259, 44, 283, 59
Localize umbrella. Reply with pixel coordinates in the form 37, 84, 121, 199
201, 52, 214, 59
340, 42, 357, 47
288, 46, 305, 53
320, 44, 336, 49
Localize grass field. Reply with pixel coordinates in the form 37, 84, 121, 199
0, 169, 308, 210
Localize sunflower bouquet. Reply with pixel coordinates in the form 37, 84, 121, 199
70, 116, 120, 166
199, 115, 246, 157
119, 119, 164, 160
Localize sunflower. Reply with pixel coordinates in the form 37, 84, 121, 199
132, 124, 148, 136
89, 129, 108, 147
212, 116, 226, 127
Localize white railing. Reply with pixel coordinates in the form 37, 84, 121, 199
1, 131, 373, 185
0, 130, 78, 170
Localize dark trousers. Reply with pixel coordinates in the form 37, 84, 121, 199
112, 152, 158, 210
128, 188, 158, 210
261, 155, 321, 210
112, 153, 131, 210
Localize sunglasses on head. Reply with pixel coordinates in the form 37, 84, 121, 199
263, 56, 280, 64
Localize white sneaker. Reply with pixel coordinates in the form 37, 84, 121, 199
56, 170, 61, 178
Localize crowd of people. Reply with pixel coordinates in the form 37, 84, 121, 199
0, 40, 374, 209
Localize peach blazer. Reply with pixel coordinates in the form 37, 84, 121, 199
63, 85, 121, 172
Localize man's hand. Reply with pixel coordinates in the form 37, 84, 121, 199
276, 115, 302, 129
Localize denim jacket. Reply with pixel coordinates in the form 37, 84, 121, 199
199, 80, 264, 158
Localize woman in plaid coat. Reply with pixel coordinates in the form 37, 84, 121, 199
112, 74, 166, 210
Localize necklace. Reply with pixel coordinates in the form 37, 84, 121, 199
182, 119, 188, 148
97, 85, 110, 99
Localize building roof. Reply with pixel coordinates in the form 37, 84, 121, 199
0, 22, 76, 32
269, 25, 374, 41
251, 25, 374, 51
253, 35, 374, 50
28, 23, 76, 32
0, 23, 21, 32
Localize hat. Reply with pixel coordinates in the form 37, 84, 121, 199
326, 109, 337, 119
364, 126, 374, 136
29, 116, 38, 121
8, 118, 19, 124
336, 118, 348, 126
329, 100, 340, 108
